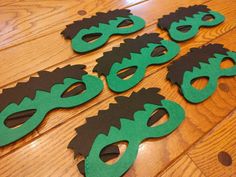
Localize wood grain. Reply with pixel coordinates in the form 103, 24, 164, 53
0, 0, 20, 7
36, 13, 236, 135
0, 29, 235, 176
0, 0, 213, 157
157, 155, 205, 177
0, 0, 211, 89
0, 0, 146, 50
0, 0, 236, 176
1, 0, 236, 158
0, 0, 144, 157
188, 110, 236, 177
0, 130, 39, 158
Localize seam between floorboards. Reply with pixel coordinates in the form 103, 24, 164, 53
2, 5, 231, 90
0, 0, 213, 88
0, 20, 157, 90
0, 0, 212, 51
0, 24, 235, 154
186, 154, 207, 177
0, 59, 166, 159
0, 23, 235, 158
154, 108, 236, 177
0, 0, 148, 52
0, 94, 114, 159
152, 25, 236, 76
0, 0, 232, 160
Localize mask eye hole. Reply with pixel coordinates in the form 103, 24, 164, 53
61, 82, 86, 98
191, 76, 209, 90
220, 57, 235, 69
4, 109, 36, 128
202, 14, 215, 21
147, 108, 168, 127
151, 46, 167, 57
82, 33, 102, 43
117, 66, 137, 80
78, 142, 127, 174
177, 25, 192, 33
117, 19, 134, 28
100, 141, 128, 165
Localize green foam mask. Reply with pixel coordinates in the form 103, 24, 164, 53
69, 88, 185, 176
167, 44, 236, 103
93, 33, 180, 92
0, 65, 103, 146
61, 9, 145, 53
158, 5, 224, 41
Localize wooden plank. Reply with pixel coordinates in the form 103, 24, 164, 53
1, 0, 236, 157
188, 110, 236, 177
0, 0, 146, 157
0, 0, 212, 89
0, 0, 146, 50
0, 70, 234, 177
0, 0, 23, 7
157, 155, 205, 177
0, 0, 211, 157
37, 17, 236, 134
0, 1, 18, 7
0, 29, 235, 176
0, 130, 39, 158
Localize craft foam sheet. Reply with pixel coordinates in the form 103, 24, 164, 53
61, 9, 145, 53
93, 33, 180, 92
0, 65, 103, 146
167, 44, 236, 103
158, 5, 224, 41
69, 88, 185, 177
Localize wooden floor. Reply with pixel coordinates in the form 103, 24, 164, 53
0, 0, 235, 176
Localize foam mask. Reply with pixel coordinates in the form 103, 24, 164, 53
158, 5, 224, 41
62, 9, 145, 53
69, 88, 185, 176
93, 33, 180, 92
167, 44, 236, 103
0, 65, 103, 146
